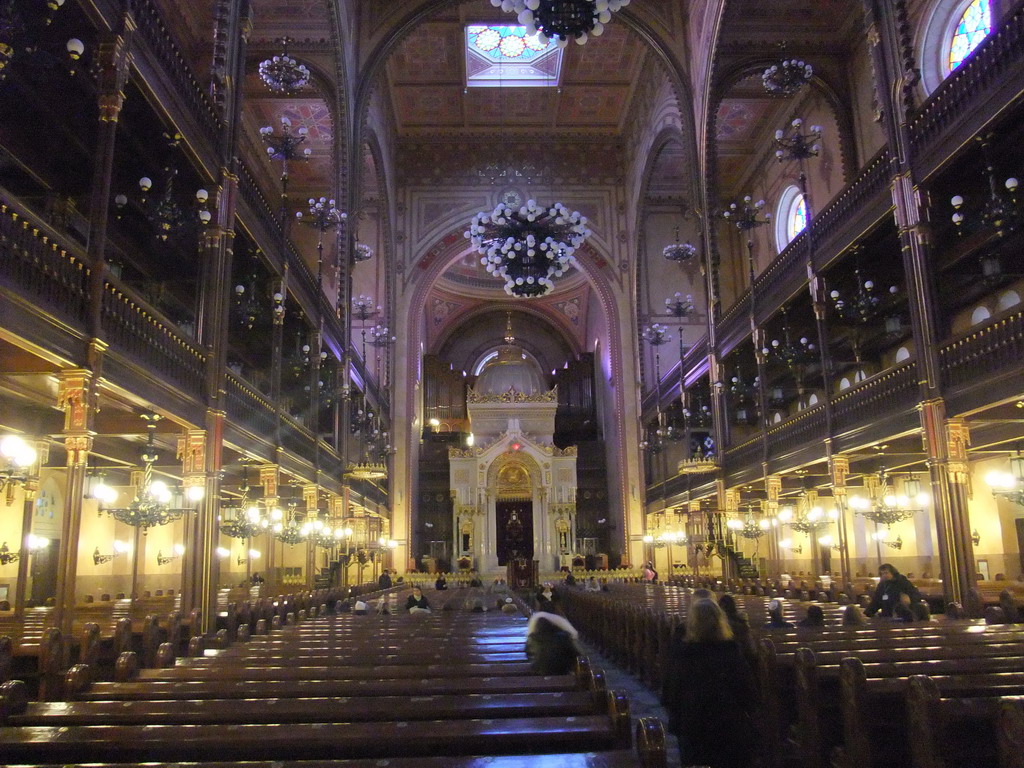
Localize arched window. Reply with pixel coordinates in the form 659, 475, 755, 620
949, 0, 991, 71
775, 185, 807, 251
971, 305, 992, 325
895, 346, 911, 363
997, 290, 1021, 312
921, 0, 992, 92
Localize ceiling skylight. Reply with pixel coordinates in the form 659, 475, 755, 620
466, 25, 563, 88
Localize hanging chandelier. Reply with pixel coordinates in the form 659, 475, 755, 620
354, 243, 374, 263
727, 503, 774, 541
763, 311, 817, 369
465, 200, 589, 298
102, 414, 198, 530
0, 434, 38, 500
258, 37, 310, 94
829, 266, 899, 324
494, 0, 629, 46
664, 292, 695, 319
762, 46, 813, 96
951, 136, 1020, 238
346, 462, 388, 480
663, 226, 698, 263
986, 450, 1024, 506
848, 471, 928, 526
218, 472, 268, 540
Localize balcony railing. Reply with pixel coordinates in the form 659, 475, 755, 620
128, 0, 221, 145
940, 307, 1024, 392
281, 414, 317, 460
101, 277, 206, 399
724, 435, 763, 476
766, 404, 827, 461
908, 2, 1024, 163
225, 372, 277, 441
831, 362, 918, 437
0, 196, 90, 325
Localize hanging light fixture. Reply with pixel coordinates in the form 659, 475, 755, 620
368, 323, 396, 348
354, 243, 374, 263
219, 470, 266, 539
774, 118, 822, 162
986, 449, 1024, 506
762, 44, 813, 96
848, 470, 928, 527
494, 0, 629, 47
829, 265, 900, 324
777, 492, 839, 535
663, 226, 699, 263
232, 274, 263, 331
101, 414, 195, 530
351, 295, 379, 322
762, 310, 817, 369
0, 434, 37, 501
664, 292, 695, 318
726, 502, 774, 541
258, 37, 310, 94
465, 200, 589, 298
951, 135, 1020, 238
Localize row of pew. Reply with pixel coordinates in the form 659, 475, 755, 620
0, 585, 668, 768
558, 581, 1024, 768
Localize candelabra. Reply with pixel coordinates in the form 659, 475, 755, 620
156, 544, 185, 566
774, 118, 822, 163
352, 295, 379, 322
829, 267, 899, 325
664, 292, 695, 318
762, 44, 813, 96
663, 226, 699, 263
494, 0, 630, 46
763, 311, 817, 369
951, 136, 1020, 239
728, 369, 758, 425
296, 197, 347, 286
368, 324, 395, 348
260, 116, 310, 198
985, 449, 1024, 506
232, 274, 263, 331
114, 166, 211, 242
354, 243, 374, 263
848, 471, 928, 527
258, 37, 310, 94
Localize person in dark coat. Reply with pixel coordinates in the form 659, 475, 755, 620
662, 599, 757, 768
764, 598, 793, 629
525, 612, 581, 674
405, 586, 430, 612
717, 594, 756, 662
865, 563, 922, 617
434, 574, 448, 591
798, 604, 826, 627
378, 570, 393, 589
534, 582, 556, 613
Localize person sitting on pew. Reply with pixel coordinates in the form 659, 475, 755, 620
945, 601, 966, 619
764, 599, 793, 629
642, 561, 658, 583
585, 576, 601, 592
693, 588, 713, 600
525, 612, 581, 675
910, 599, 932, 621
865, 563, 923, 618
405, 586, 431, 613
893, 600, 915, 622
842, 604, 868, 626
378, 569, 393, 589
353, 600, 368, 615
535, 583, 556, 613
717, 594, 756, 662
798, 604, 826, 628
662, 599, 757, 768
435, 574, 448, 591
999, 589, 1021, 622
564, 570, 577, 587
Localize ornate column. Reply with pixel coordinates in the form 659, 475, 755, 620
259, 464, 280, 594
722, 486, 741, 580
303, 483, 319, 589
14, 442, 48, 617
829, 455, 852, 589
54, 370, 96, 641
862, 0, 978, 609
765, 474, 782, 577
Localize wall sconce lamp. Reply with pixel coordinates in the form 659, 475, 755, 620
157, 543, 186, 565
0, 534, 49, 565
94, 539, 131, 565
778, 538, 803, 555
215, 546, 231, 558
972, 529, 981, 547
238, 548, 261, 565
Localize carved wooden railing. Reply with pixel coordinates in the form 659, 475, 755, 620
766, 404, 828, 460
908, 2, 1024, 159
0, 195, 90, 325
349, 476, 389, 508
645, 472, 693, 504
724, 435, 763, 476
100, 277, 206, 399
225, 372, 277, 441
940, 307, 1024, 391
808, 147, 892, 262
128, 0, 220, 144
831, 362, 918, 437
281, 414, 317, 461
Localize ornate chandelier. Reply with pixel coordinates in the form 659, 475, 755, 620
354, 243, 374, 263
663, 226, 698, 263
465, 200, 589, 298
986, 450, 1024, 506
494, 0, 629, 46
219, 473, 267, 540
258, 37, 310, 94
346, 462, 388, 480
103, 415, 197, 531
829, 266, 899, 324
848, 471, 928, 527
727, 504, 774, 541
762, 48, 813, 96
777, 493, 838, 535
763, 311, 817, 369
0, 434, 37, 500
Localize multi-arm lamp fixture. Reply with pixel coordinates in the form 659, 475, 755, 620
258, 37, 310, 94
986, 450, 1024, 506
493, 0, 629, 47
762, 44, 814, 96
848, 471, 928, 527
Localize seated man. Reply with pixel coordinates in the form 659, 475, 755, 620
405, 585, 431, 613
865, 563, 922, 617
